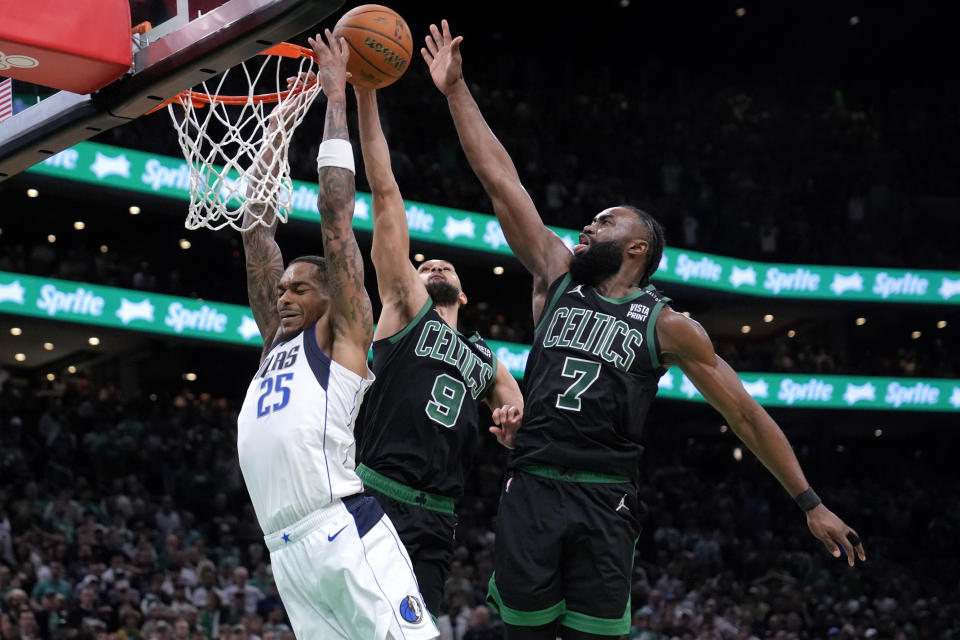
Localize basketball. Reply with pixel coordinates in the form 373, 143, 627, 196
333, 4, 412, 89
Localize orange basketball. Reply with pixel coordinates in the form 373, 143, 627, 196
333, 4, 412, 89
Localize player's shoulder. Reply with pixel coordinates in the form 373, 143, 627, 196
656, 306, 712, 360
466, 332, 493, 360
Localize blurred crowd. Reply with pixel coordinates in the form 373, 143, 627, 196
1, 375, 959, 640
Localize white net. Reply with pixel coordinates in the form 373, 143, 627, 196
167, 46, 323, 231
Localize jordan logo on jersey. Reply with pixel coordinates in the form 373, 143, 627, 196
615, 494, 629, 514
567, 284, 587, 298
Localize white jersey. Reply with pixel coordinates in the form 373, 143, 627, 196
237, 326, 374, 535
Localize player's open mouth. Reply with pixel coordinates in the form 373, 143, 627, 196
574, 235, 590, 254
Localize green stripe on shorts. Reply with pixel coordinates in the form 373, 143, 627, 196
486, 573, 566, 627
561, 603, 631, 636
356, 464, 455, 514
519, 464, 631, 484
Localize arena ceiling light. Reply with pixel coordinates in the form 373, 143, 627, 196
46, 373, 55, 381
937, 320, 948, 329
129, 205, 141, 215
10, 327, 22, 336
787, 330, 797, 338
856, 317, 866, 326
763, 314, 774, 323
67, 365, 77, 374
179, 239, 192, 250
43, 342, 54, 350
874, 429, 883, 437
911, 331, 921, 339
100, 245, 109, 253
741, 325, 751, 334
26, 188, 38, 197
14, 353, 26, 361
47, 234, 56, 243
493, 266, 504, 275
413, 253, 424, 262
735, 7, 746, 17
183, 372, 198, 381
73, 221, 86, 230
849, 16, 860, 26
88, 336, 100, 346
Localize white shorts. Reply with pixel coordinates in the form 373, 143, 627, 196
265, 495, 439, 640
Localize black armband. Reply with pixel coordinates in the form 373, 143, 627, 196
794, 487, 822, 512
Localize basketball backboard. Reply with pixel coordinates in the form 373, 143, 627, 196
0, 0, 343, 180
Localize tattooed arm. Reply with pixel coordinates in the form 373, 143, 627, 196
240, 80, 313, 363
241, 202, 283, 363
309, 30, 374, 377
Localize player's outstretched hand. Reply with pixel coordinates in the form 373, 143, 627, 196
421, 19, 463, 96
806, 504, 866, 567
308, 29, 349, 100
267, 72, 318, 132
490, 404, 521, 450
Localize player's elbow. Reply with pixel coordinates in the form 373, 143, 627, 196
368, 179, 400, 200
474, 161, 520, 192
727, 401, 766, 443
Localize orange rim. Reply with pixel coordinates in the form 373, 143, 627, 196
145, 43, 318, 115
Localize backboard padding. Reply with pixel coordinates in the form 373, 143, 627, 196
0, 0, 343, 179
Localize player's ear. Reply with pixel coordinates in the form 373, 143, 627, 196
627, 238, 649, 258
458, 291, 468, 306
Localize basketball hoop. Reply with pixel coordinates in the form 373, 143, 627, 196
162, 43, 323, 231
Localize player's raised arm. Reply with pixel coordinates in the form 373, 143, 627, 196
422, 20, 570, 303
309, 30, 374, 376
241, 179, 283, 362
354, 86, 429, 340
240, 75, 317, 360
656, 308, 867, 566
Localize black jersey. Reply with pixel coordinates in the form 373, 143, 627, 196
512, 273, 670, 482
357, 300, 498, 497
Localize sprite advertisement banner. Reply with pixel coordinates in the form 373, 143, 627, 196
0, 270, 262, 346
3, 271, 959, 412
655, 368, 960, 412
26, 143, 960, 306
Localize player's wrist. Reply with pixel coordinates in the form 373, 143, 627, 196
794, 487, 822, 512
317, 139, 355, 175
442, 77, 468, 98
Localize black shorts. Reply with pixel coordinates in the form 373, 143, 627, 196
486, 466, 644, 636
363, 485, 457, 617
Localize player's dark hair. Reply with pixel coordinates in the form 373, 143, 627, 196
619, 205, 665, 287
289, 256, 327, 285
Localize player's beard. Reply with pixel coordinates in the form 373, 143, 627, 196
426, 280, 461, 306
569, 239, 624, 287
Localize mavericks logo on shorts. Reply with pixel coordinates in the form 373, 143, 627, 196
399, 595, 424, 623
